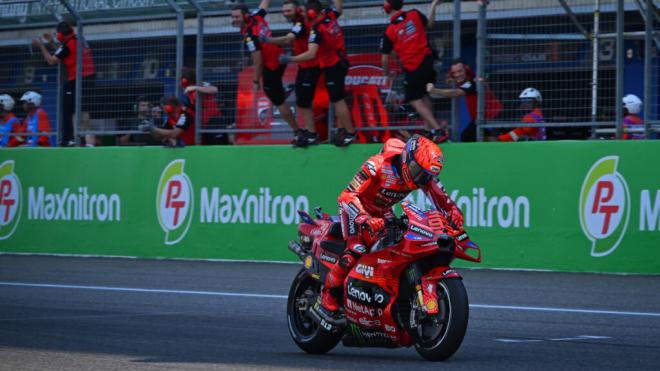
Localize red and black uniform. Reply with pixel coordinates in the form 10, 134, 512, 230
309, 8, 349, 103
291, 18, 321, 108
182, 81, 224, 144
322, 139, 463, 311
161, 108, 194, 146
55, 33, 95, 145
454, 70, 503, 142
242, 8, 286, 106
381, 9, 434, 102
182, 82, 220, 126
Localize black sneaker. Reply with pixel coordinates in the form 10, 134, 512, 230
306, 131, 319, 145
430, 128, 449, 143
331, 128, 347, 146
292, 130, 308, 148
335, 132, 357, 147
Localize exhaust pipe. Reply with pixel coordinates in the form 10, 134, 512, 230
288, 240, 305, 260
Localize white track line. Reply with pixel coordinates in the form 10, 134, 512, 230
0, 282, 287, 299
470, 304, 660, 317
2, 281, 660, 318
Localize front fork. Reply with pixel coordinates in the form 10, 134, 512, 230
407, 263, 453, 317
406, 263, 440, 316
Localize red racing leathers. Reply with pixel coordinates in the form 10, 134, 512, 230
322, 138, 464, 311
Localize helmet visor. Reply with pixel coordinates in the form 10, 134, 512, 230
407, 157, 434, 186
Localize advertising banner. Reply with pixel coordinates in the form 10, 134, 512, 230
1, 141, 659, 274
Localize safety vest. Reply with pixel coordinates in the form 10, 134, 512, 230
0, 114, 19, 147
623, 114, 644, 140
25, 108, 51, 147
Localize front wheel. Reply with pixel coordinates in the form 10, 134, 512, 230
286, 268, 341, 354
413, 277, 469, 361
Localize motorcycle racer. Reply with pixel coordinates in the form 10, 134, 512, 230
312, 134, 465, 324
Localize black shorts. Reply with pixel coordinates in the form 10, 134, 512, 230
323, 59, 349, 103
403, 56, 436, 102
295, 66, 321, 108
262, 65, 286, 106
64, 75, 96, 112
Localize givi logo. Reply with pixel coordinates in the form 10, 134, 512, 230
0, 160, 21, 240
579, 156, 630, 257
157, 159, 194, 245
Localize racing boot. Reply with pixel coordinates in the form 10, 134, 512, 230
309, 253, 357, 329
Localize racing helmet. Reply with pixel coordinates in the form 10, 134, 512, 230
0, 94, 15, 111
400, 134, 444, 189
519, 87, 542, 103
20, 91, 42, 107
622, 94, 642, 114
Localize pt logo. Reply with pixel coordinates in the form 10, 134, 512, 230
579, 156, 630, 257
157, 159, 194, 245
0, 160, 22, 240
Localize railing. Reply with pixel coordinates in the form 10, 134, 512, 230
0, 0, 657, 146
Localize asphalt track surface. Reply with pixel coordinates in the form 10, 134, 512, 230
1, 255, 659, 371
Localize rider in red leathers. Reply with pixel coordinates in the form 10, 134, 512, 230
311, 134, 465, 324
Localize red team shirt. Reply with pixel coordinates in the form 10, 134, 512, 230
291, 19, 319, 69
54, 34, 95, 80
308, 9, 347, 68
381, 9, 432, 71
163, 109, 195, 146
457, 77, 503, 121
242, 9, 283, 71
184, 82, 220, 126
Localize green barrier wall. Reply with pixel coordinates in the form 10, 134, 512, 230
1, 142, 659, 274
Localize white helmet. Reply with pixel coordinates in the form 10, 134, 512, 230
519, 87, 542, 102
0, 94, 15, 111
20, 91, 42, 107
623, 94, 642, 114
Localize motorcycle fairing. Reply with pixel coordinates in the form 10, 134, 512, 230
342, 249, 413, 347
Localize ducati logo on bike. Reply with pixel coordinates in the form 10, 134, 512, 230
0, 160, 22, 240
579, 156, 631, 257
157, 159, 194, 245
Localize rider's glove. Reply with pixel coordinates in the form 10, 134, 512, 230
355, 214, 385, 234
448, 207, 464, 229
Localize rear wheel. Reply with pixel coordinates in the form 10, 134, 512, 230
412, 278, 469, 361
286, 268, 342, 354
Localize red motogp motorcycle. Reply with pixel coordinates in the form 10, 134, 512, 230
287, 202, 481, 361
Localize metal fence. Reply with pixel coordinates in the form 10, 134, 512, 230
477, 0, 659, 140
0, 0, 657, 146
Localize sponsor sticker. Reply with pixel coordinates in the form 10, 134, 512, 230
0, 160, 22, 240
157, 159, 194, 245
409, 224, 434, 239
366, 161, 377, 176
356, 264, 374, 278
579, 156, 631, 257
320, 252, 338, 264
